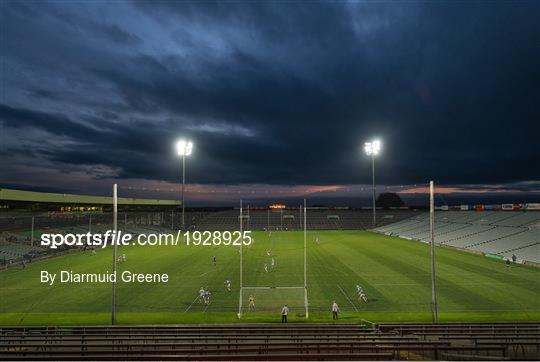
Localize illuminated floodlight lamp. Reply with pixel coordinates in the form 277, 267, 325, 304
364, 139, 381, 156
176, 139, 193, 156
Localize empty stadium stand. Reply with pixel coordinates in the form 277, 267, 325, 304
374, 211, 540, 264
1, 323, 537, 360
195, 209, 417, 231
0, 242, 43, 263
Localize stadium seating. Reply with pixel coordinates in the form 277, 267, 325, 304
1, 323, 537, 360
195, 209, 417, 231
0, 242, 44, 263
374, 211, 540, 264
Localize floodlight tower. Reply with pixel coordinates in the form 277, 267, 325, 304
364, 140, 381, 228
176, 139, 193, 229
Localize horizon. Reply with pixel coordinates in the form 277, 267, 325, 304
2, 183, 539, 208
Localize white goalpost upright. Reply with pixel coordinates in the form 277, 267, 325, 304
237, 199, 243, 318
303, 198, 309, 318
237, 199, 309, 319
111, 183, 118, 325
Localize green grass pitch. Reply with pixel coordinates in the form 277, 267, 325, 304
0, 231, 538, 325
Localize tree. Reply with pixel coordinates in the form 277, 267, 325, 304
376, 193, 405, 209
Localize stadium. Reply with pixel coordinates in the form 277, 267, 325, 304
1, 187, 539, 359
1, 1, 539, 360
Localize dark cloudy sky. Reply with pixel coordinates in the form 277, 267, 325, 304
0, 0, 539, 204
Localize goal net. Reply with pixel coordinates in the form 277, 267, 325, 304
238, 201, 308, 318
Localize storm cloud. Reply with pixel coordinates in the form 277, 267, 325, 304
1, 0, 539, 197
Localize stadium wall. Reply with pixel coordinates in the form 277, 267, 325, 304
0, 188, 181, 211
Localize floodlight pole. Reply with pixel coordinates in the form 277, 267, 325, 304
365, 140, 380, 228
111, 184, 118, 325
181, 153, 186, 230
371, 152, 376, 228
304, 198, 309, 319
429, 181, 438, 323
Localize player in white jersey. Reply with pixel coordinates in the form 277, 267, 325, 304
264, 263, 268, 273
224, 279, 231, 292
356, 285, 368, 302
359, 291, 368, 302
203, 290, 211, 305
198, 287, 205, 304
271, 257, 276, 270
122, 253, 127, 262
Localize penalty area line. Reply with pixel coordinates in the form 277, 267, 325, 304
184, 296, 200, 313
243, 286, 305, 289
337, 284, 358, 312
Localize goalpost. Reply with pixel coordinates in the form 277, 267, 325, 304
238, 199, 309, 319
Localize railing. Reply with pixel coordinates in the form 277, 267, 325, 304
2, 323, 538, 360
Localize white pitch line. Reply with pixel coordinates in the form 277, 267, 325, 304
198, 270, 212, 277
184, 296, 200, 313
242, 286, 305, 290
361, 318, 374, 327
337, 284, 358, 312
